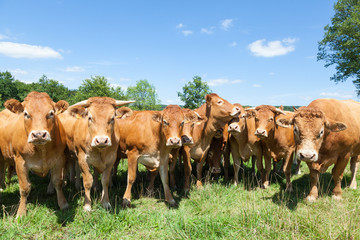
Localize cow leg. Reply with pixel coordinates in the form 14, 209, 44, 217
147, 169, 158, 196
283, 151, 294, 192
169, 150, 178, 189
68, 158, 76, 184
196, 161, 204, 188
6, 165, 15, 185
100, 165, 112, 210
75, 160, 82, 191
111, 158, 121, 187
295, 158, 301, 175
223, 144, 231, 181
50, 155, 69, 211
232, 151, 241, 186
159, 152, 176, 206
15, 156, 31, 217
306, 165, 319, 202
251, 156, 256, 175
0, 159, 5, 191
92, 168, 101, 192
262, 151, 272, 188
349, 156, 359, 189
123, 152, 138, 208
332, 156, 350, 200
183, 147, 192, 194
77, 151, 93, 211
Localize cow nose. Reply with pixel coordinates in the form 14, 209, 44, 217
28, 130, 51, 144
181, 135, 193, 145
228, 124, 239, 132
298, 150, 317, 162
92, 136, 112, 148
167, 137, 181, 147
255, 129, 267, 137
231, 106, 241, 117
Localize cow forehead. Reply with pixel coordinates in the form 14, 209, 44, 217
295, 116, 324, 132
163, 105, 184, 121
256, 108, 274, 119
88, 103, 116, 116
23, 98, 54, 114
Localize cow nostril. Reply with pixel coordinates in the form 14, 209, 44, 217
104, 138, 108, 144
42, 132, 47, 138
311, 154, 316, 160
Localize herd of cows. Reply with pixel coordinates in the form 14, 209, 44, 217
0, 91, 359, 218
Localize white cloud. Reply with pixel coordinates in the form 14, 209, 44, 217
269, 72, 275, 76
65, 66, 85, 72
201, 27, 215, 35
319, 92, 353, 99
229, 42, 237, 47
0, 34, 9, 40
248, 38, 297, 57
208, 78, 243, 86
176, 23, 184, 29
0, 41, 62, 59
220, 19, 234, 30
252, 84, 262, 88
110, 83, 128, 91
182, 30, 193, 36
9, 68, 28, 76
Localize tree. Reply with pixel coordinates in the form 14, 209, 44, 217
177, 76, 212, 109
0, 71, 19, 105
126, 79, 161, 110
72, 76, 126, 104
318, 0, 360, 94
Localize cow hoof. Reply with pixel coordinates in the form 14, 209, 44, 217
83, 204, 92, 212
102, 202, 111, 210
305, 195, 317, 202
122, 199, 131, 209
60, 202, 69, 210
285, 185, 293, 193
196, 181, 203, 189
183, 188, 190, 196
332, 195, 343, 201
349, 184, 357, 190
295, 170, 301, 175
167, 199, 177, 208
146, 189, 155, 197
262, 182, 269, 189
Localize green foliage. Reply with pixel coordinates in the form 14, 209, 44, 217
72, 76, 126, 104
126, 79, 161, 110
0, 71, 19, 105
177, 76, 212, 109
318, 0, 360, 94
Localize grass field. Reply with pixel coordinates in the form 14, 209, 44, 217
0, 159, 359, 239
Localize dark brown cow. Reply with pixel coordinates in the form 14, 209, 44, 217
226, 103, 263, 186
246, 105, 295, 190
276, 99, 360, 201
117, 105, 188, 207
58, 97, 133, 211
0, 92, 69, 217
182, 93, 241, 192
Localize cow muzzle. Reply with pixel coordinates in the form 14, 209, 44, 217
228, 123, 240, 133
255, 128, 268, 138
181, 135, 194, 145
91, 136, 112, 148
166, 137, 182, 148
297, 149, 318, 162
230, 106, 241, 117
28, 130, 51, 144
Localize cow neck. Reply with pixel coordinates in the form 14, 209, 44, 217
262, 127, 276, 149
234, 122, 249, 147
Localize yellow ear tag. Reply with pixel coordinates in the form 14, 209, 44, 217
55, 110, 61, 115
76, 114, 82, 119
115, 116, 122, 119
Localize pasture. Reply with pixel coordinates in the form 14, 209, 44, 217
0, 159, 359, 239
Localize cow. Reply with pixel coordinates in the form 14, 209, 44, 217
276, 99, 360, 201
182, 93, 241, 193
226, 103, 263, 186
0, 92, 69, 217
58, 97, 134, 211
246, 105, 295, 190
117, 105, 189, 207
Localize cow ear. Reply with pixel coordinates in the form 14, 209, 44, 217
325, 119, 347, 132
205, 94, 212, 106
69, 106, 88, 119
116, 107, 133, 119
4, 99, 24, 114
54, 100, 69, 114
276, 116, 294, 128
152, 112, 162, 123
245, 108, 256, 118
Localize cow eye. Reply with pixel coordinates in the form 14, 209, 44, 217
180, 121, 184, 127
294, 126, 299, 135
48, 110, 55, 119
318, 129, 324, 139
24, 111, 31, 119
217, 100, 223, 105
163, 120, 169, 126
269, 117, 273, 122
88, 115, 92, 122
255, 118, 259, 122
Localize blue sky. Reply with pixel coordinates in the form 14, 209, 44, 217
0, 0, 357, 106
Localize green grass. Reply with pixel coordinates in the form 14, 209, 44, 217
0, 160, 359, 239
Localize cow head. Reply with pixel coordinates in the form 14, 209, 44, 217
152, 105, 186, 148
227, 103, 247, 135
276, 107, 347, 162
203, 93, 241, 129
181, 109, 206, 146
4, 92, 69, 145
246, 105, 285, 139
69, 97, 134, 149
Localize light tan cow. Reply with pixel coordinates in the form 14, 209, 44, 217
276, 99, 360, 201
58, 97, 133, 211
0, 92, 69, 217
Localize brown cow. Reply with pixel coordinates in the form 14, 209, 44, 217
58, 97, 133, 211
226, 103, 263, 186
246, 105, 295, 190
0, 92, 69, 217
117, 105, 188, 207
276, 99, 360, 201
182, 93, 241, 192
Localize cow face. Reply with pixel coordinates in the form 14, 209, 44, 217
4, 92, 69, 145
70, 97, 134, 149
205, 93, 241, 126
276, 107, 346, 162
153, 105, 185, 148
246, 105, 285, 139
181, 109, 206, 145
